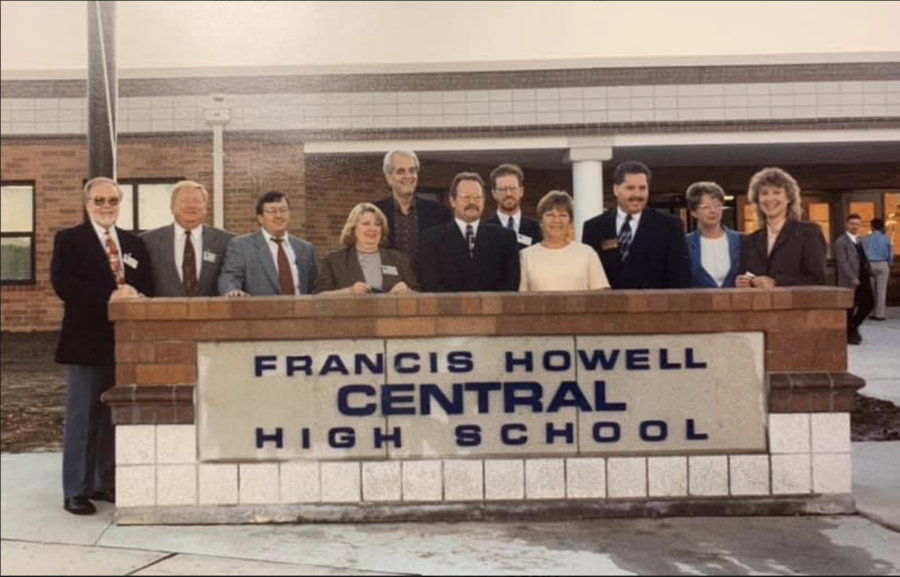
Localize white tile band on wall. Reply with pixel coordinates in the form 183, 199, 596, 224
3, 81, 897, 136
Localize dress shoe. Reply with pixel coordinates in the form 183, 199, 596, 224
64, 497, 96, 515
848, 332, 862, 345
89, 489, 116, 503
869, 316, 886, 321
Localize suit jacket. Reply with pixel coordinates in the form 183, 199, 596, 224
141, 224, 234, 297
51, 222, 154, 366
374, 196, 452, 252
686, 227, 743, 288
485, 213, 544, 250
833, 233, 870, 288
739, 220, 827, 286
314, 247, 418, 293
417, 222, 520, 292
582, 209, 691, 289
217, 229, 317, 296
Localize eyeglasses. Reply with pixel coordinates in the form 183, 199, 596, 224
494, 186, 520, 194
697, 204, 724, 212
263, 208, 290, 215
90, 196, 120, 207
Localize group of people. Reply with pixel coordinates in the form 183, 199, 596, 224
51, 150, 891, 516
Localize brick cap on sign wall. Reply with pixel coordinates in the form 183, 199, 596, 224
109, 288, 854, 322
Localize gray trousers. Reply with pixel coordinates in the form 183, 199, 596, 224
63, 364, 115, 499
869, 261, 890, 319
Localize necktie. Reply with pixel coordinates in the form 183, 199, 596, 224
506, 217, 516, 232
273, 238, 295, 295
465, 224, 475, 258
105, 230, 124, 286
182, 229, 197, 296
618, 215, 633, 262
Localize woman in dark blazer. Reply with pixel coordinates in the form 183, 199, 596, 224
737, 168, 827, 288
685, 181, 742, 288
315, 203, 418, 294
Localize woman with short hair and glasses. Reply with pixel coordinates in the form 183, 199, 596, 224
685, 181, 742, 288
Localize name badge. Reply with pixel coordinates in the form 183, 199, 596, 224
382, 265, 399, 276
123, 254, 139, 269
203, 250, 218, 263
601, 239, 619, 251
517, 233, 533, 247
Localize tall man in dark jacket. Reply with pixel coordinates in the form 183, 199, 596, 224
51, 177, 154, 515
417, 172, 520, 292
582, 161, 691, 289
374, 149, 451, 262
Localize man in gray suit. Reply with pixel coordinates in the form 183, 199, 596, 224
835, 213, 874, 345
218, 191, 317, 296
142, 180, 234, 297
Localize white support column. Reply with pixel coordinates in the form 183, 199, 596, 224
205, 95, 231, 230
567, 139, 613, 242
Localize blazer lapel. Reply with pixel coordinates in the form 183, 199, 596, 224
345, 248, 366, 284
768, 220, 795, 260
253, 231, 281, 292
197, 226, 218, 290
162, 225, 183, 293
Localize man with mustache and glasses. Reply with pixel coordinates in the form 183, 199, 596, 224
485, 163, 543, 250
417, 172, 520, 292
582, 161, 691, 289
51, 177, 154, 515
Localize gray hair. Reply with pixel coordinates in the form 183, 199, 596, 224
83, 176, 122, 203
382, 149, 420, 176
170, 180, 209, 206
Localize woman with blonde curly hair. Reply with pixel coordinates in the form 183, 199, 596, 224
737, 167, 826, 288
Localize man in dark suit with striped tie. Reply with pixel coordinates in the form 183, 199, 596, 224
51, 177, 154, 515
582, 161, 691, 289
417, 172, 520, 292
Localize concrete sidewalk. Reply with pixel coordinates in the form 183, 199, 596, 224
2, 446, 899, 576
851, 307, 900, 406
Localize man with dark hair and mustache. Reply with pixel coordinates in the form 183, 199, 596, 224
485, 163, 542, 250
582, 161, 691, 289
417, 172, 520, 292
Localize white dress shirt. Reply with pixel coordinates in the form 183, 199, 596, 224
497, 211, 522, 233
455, 218, 480, 239
616, 207, 642, 237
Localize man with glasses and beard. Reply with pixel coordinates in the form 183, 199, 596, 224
485, 163, 542, 250
582, 161, 691, 289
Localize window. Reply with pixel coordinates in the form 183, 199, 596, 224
883, 193, 900, 258
88, 179, 180, 233
1, 183, 36, 284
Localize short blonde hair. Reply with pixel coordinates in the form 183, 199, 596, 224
340, 203, 390, 248
748, 167, 803, 226
170, 180, 209, 207
536, 190, 574, 222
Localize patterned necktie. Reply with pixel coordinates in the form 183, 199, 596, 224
618, 215, 633, 262
272, 238, 295, 295
506, 217, 516, 232
182, 229, 197, 296
465, 224, 475, 258
105, 230, 124, 286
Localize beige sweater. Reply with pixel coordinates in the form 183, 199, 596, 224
520, 241, 610, 292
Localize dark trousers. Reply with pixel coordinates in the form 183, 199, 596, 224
63, 364, 115, 498
847, 274, 875, 334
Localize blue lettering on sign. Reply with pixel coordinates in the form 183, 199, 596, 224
686, 348, 708, 369
448, 352, 474, 373
321, 354, 350, 376
543, 350, 572, 372
687, 419, 709, 440
338, 385, 377, 416
545, 422, 575, 444
547, 380, 593, 412
301, 428, 310, 449
256, 427, 284, 448
501, 423, 528, 445
455, 424, 482, 447
329, 427, 356, 449
640, 420, 668, 442
626, 349, 651, 370
421, 384, 464, 415
395, 352, 420, 374
286, 355, 312, 376
464, 382, 502, 413
578, 349, 620, 371
254, 355, 278, 377
374, 427, 402, 449
503, 382, 544, 413
355, 354, 384, 375
592, 422, 622, 443
659, 349, 681, 370
506, 351, 534, 373
382, 384, 416, 416
594, 380, 627, 411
